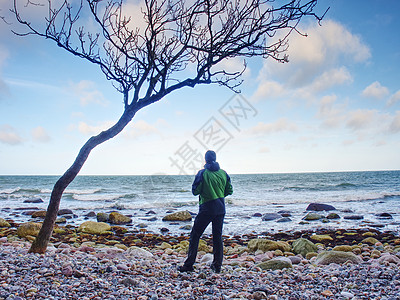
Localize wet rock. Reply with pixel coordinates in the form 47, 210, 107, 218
146, 210, 156, 215
162, 211, 192, 221
361, 237, 379, 245
315, 251, 362, 265
376, 213, 393, 219
109, 212, 132, 225
58, 209, 73, 215
306, 203, 336, 211
85, 211, 96, 217
0, 218, 11, 228
310, 234, 333, 242
97, 213, 110, 222
292, 238, 318, 257
253, 213, 262, 217
326, 213, 340, 219
378, 254, 400, 264
247, 239, 291, 252
180, 224, 192, 230
55, 217, 67, 224
256, 257, 292, 270
332, 245, 353, 252
78, 221, 111, 235
261, 213, 281, 221
31, 210, 47, 218
276, 217, 292, 223
23, 198, 43, 203
16, 222, 42, 238
343, 215, 363, 220
303, 213, 323, 221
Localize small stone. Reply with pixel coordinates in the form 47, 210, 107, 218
306, 203, 336, 211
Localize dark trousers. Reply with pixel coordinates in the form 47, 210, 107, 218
184, 212, 225, 268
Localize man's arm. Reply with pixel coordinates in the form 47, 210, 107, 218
224, 173, 233, 196
192, 169, 205, 196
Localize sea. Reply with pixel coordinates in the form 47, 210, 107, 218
1, 171, 399, 236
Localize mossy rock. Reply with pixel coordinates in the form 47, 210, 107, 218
78, 221, 111, 235
17, 222, 42, 238
292, 238, 318, 257
362, 237, 379, 245
109, 212, 132, 225
162, 211, 192, 221
310, 234, 333, 242
315, 251, 362, 265
257, 257, 292, 270
247, 239, 291, 253
332, 245, 353, 252
0, 218, 11, 228
303, 213, 323, 221
96, 213, 110, 222
326, 213, 340, 219
31, 210, 47, 218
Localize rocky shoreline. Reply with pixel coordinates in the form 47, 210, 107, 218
1, 214, 400, 299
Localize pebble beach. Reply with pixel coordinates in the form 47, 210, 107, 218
1, 215, 400, 300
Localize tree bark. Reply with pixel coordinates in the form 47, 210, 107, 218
29, 106, 137, 253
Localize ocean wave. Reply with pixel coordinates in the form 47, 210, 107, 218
0, 188, 21, 194
344, 192, 400, 202
65, 188, 102, 195
72, 194, 122, 201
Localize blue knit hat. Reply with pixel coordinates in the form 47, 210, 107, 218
205, 150, 216, 163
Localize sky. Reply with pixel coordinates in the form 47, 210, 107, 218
0, 0, 399, 176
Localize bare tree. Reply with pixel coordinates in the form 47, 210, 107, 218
8, 0, 326, 253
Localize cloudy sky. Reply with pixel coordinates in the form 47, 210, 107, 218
0, 0, 399, 175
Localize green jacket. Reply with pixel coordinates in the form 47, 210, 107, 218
192, 167, 233, 206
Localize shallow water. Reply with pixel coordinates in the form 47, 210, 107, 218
1, 171, 399, 235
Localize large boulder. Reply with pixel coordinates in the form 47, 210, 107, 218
292, 238, 318, 257
247, 239, 291, 253
17, 222, 42, 238
315, 251, 362, 265
257, 257, 292, 270
306, 203, 336, 211
78, 221, 111, 235
0, 218, 11, 228
109, 212, 132, 224
162, 211, 192, 221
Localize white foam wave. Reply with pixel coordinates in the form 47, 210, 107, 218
72, 194, 122, 201
65, 188, 102, 195
0, 188, 21, 194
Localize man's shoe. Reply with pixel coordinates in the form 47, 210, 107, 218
210, 264, 221, 273
178, 265, 194, 272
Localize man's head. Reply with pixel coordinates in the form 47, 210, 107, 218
205, 150, 216, 163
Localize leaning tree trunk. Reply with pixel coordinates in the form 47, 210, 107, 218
29, 106, 137, 253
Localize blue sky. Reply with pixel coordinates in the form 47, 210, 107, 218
0, 0, 399, 175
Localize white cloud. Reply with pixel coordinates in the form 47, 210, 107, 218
308, 67, 353, 94
77, 121, 115, 135
389, 111, 400, 133
260, 20, 370, 89
249, 118, 297, 135
388, 90, 400, 106
0, 45, 10, 100
316, 95, 346, 128
76, 119, 160, 139
32, 126, 51, 142
69, 80, 108, 106
252, 80, 285, 101
346, 109, 377, 130
0, 124, 23, 145
361, 81, 389, 100
124, 120, 159, 139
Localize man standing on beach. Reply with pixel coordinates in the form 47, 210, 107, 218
178, 150, 233, 273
